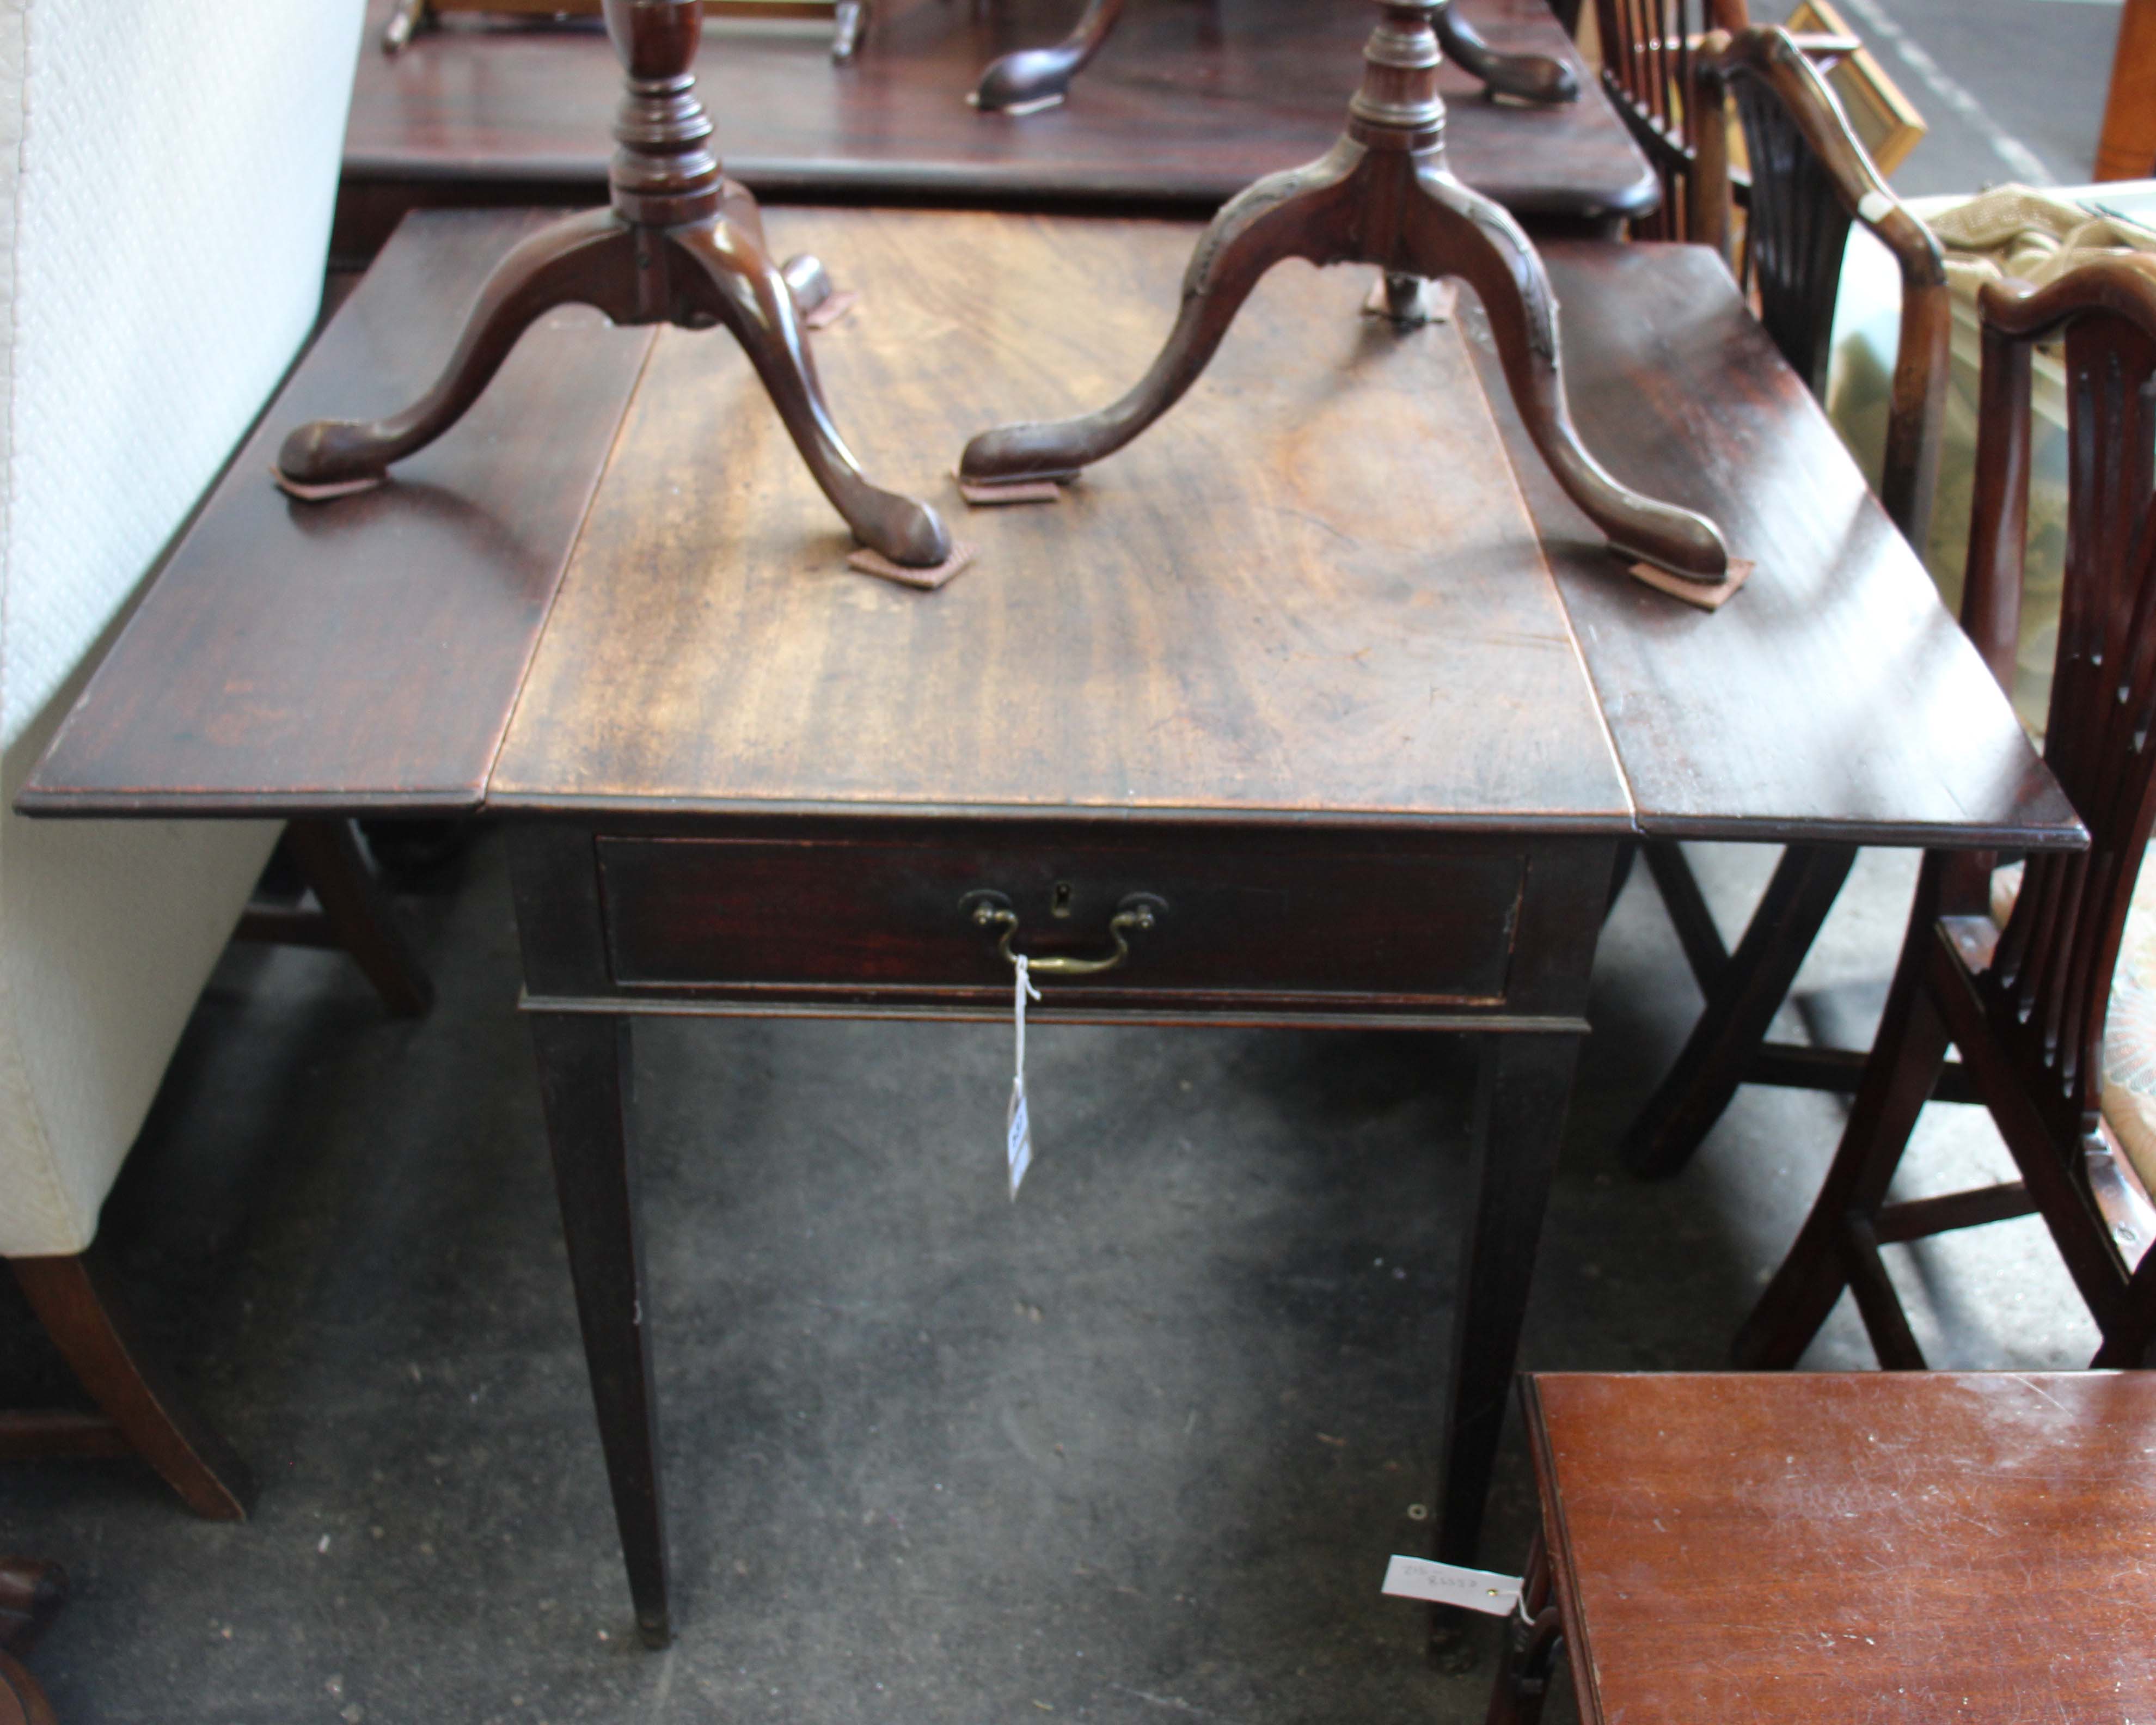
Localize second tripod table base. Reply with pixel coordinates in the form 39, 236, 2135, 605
962, 0, 1730, 585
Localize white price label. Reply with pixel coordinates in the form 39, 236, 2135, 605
1006, 955, 1040, 1198
1006, 1082, 1033, 1198
1381, 1555, 1522, 1616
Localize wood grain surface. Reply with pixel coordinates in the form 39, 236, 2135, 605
22, 211, 653, 818
1481, 240, 2080, 851
1527, 1371, 2156, 1723
340, 0, 1657, 238
20, 210, 2079, 858
487, 207, 1632, 826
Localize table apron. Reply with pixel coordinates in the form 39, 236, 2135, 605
516, 990, 1593, 1035
506, 823, 1622, 1029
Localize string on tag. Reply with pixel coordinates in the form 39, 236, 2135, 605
1007, 954, 1041, 1199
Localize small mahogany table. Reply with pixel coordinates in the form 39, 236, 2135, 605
339, 0, 1659, 263
20, 210, 2075, 1655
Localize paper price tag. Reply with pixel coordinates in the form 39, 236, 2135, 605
1006, 956, 1040, 1198
1381, 1555, 1522, 1617
1006, 1081, 1033, 1197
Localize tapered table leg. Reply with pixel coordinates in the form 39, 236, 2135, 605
529, 1011, 672, 1648
285, 818, 436, 1018
1436, 1031, 1582, 1598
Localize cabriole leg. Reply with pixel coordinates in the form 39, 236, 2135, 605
277, 210, 636, 496
672, 222, 951, 567
959, 145, 1365, 485
1434, 0, 1579, 102
1401, 170, 1728, 579
971, 0, 1129, 112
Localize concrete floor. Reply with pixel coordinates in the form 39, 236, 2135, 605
0, 827, 2098, 1724
1834, 0, 2122, 195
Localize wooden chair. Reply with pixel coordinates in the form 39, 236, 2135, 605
1619, 24, 1952, 1180
1735, 254, 2156, 1372
1489, 1371, 2156, 1725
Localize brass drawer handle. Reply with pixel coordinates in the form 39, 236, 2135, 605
961, 891, 1167, 977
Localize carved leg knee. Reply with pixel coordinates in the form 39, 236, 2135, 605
959, 143, 1365, 484
1402, 172, 1729, 581
671, 224, 950, 567
277, 210, 636, 496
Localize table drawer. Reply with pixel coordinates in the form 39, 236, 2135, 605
596, 835, 1524, 1010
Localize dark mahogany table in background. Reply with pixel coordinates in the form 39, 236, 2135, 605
338, 0, 1658, 261
21, 211, 2074, 1654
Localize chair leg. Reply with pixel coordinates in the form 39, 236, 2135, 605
1837, 1212, 1929, 1368
283, 818, 434, 1019
1621, 843, 1855, 1180
1732, 919, 1952, 1368
9, 1249, 253, 1520
1639, 837, 1731, 992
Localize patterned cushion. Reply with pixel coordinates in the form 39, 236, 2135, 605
1990, 853, 2156, 1197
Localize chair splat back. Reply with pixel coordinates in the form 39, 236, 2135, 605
1725, 68, 1851, 393
1978, 265, 2156, 1139
1592, 0, 1749, 240
1694, 27, 1949, 542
